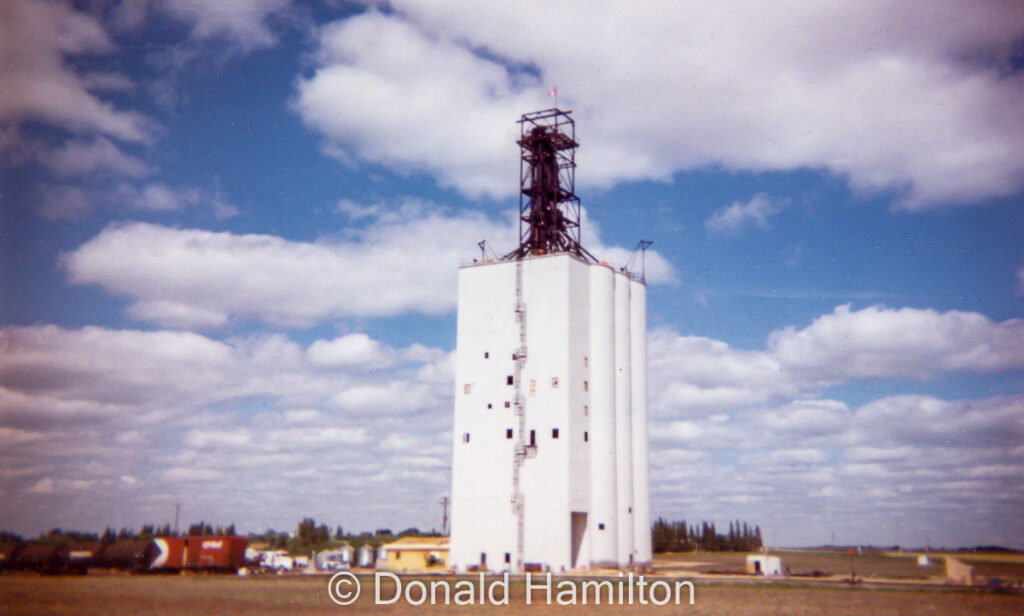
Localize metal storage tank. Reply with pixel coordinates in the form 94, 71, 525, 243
10, 544, 67, 574
356, 544, 374, 568
0, 543, 22, 571
629, 276, 652, 565
92, 541, 157, 571
587, 262, 618, 567
339, 543, 353, 565
65, 542, 100, 574
613, 270, 635, 565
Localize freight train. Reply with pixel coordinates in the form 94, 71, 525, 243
0, 536, 248, 575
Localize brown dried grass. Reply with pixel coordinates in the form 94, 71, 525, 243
2, 572, 1022, 616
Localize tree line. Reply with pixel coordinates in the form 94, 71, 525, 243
250, 518, 433, 554
6, 522, 242, 546
652, 518, 763, 553
2, 518, 437, 556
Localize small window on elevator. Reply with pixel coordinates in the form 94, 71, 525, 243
551, 377, 559, 388
484, 351, 489, 359
584, 431, 589, 442
504, 552, 511, 564
598, 523, 605, 530
583, 380, 589, 392
464, 384, 471, 394
463, 433, 470, 443
529, 430, 536, 447
583, 405, 589, 416
487, 403, 492, 409
583, 357, 589, 368
507, 375, 514, 386
504, 401, 511, 408
506, 429, 513, 439
552, 428, 559, 439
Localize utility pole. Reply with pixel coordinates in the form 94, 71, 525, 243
440, 497, 450, 536
173, 503, 181, 536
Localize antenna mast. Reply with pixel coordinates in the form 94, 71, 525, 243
625, 239, 654, 281
440, 497, 450, 536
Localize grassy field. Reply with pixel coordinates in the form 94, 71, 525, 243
2, 573, 1022, 615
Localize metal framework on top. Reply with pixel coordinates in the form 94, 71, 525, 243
503, 108, 596, 262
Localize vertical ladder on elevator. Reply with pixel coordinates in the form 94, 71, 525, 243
511, 260, 528, 573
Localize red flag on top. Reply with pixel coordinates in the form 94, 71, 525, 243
548, 85, 557, 97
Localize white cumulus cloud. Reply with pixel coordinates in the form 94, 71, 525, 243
706, 193, 782, 233
768, 304, 1024, 382
0, 0, 153, 142
0, 323, 454, 534
64, 204, 673, 328
648, 304, 1024, 419
293, 11, 542, 199
294, 2, 1024, 207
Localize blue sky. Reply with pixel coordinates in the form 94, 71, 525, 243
2, 0, 1023, 548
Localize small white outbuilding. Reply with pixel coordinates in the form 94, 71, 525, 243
356, 544, 375, 568
746, 554, 783, 576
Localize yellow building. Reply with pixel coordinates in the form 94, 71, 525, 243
382, 536, 449, 573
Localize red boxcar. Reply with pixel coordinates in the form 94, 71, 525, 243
151, 536, 247, 572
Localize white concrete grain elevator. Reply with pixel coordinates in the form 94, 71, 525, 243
449, 109, 651, 573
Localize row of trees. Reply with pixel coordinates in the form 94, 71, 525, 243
20, 523, 241, 546
652, 518, 763, 553
21, 517, 779, 554
249, 518, 434, 554
3, 518, 437, 555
